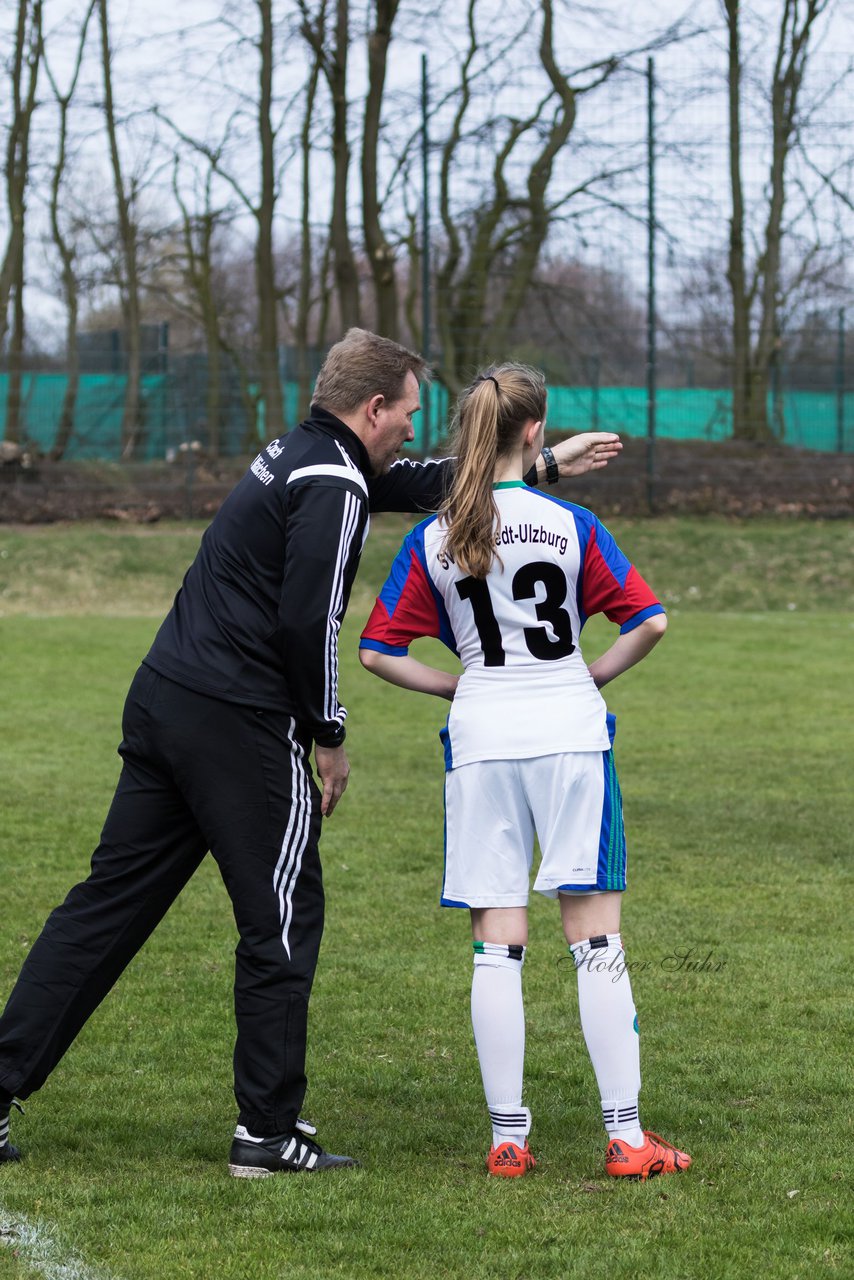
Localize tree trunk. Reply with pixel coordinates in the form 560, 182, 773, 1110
204, 285, 222, 458
403, 215, 421, 350
120, 289, 143, 459
5, 244, 25, 444
297, 0, 358, 333
47, 0, 96, 460
316, 237, 334, 348
724, 0, 758, 439
98, 0, 144, 459
724, 0, 826, 442
255, 0, 285, 436
52, 291, 80, 460
197, 211, 222, 457
433, 0, 592, 392
435, 0, 477, 392
487, 0, 576, 354
0, 0, 41, 360
329, 0, 360, 330
362, 0, 400, 338
296, 23, 324, 419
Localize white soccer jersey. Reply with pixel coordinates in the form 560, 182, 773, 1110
360, 483, 664, 768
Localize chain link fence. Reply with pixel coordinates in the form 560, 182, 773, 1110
0, 320, 849, 463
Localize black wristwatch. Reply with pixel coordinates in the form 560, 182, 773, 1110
541, 445, 559, 485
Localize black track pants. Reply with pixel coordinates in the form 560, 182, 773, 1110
0, 664, 324, 1136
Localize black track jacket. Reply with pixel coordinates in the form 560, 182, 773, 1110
144, 407, 452, 747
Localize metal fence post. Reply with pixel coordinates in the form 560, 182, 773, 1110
646, 56, 657, 511
585, 353, 600, 430
837, 308, 845, 453
771, 329, 784, 441
421, 53, 432, 453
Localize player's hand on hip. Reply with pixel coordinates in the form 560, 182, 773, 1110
551, 432, 622, 476
315, 744, 350, 816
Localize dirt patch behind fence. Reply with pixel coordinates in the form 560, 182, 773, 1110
0, 436, 851, 523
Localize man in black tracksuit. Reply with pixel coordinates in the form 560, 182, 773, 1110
0, 330, 620, 1175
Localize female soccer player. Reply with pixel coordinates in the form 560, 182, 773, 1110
359, 363, 691, 1180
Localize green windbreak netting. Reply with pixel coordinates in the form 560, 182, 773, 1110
543, 385, 852, 452
1, 374, 849, 457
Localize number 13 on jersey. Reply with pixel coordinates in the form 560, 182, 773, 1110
455, 560, 575, 666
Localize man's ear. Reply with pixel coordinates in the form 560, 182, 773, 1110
366, 393, 385, 423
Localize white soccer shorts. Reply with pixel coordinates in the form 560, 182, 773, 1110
440, 748, 627, 909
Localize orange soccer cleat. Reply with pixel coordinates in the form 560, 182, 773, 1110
486, 1140, 537, 1178
605, 1130, 692, 1180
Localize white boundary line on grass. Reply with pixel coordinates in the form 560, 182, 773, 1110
0, 1204, 122, 1280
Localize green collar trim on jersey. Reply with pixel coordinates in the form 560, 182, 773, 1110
493, 480, 527, 490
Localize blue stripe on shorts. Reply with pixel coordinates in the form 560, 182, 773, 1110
558, 712, 626, 893
439, 720, 454, 771
596, 737, 627, 891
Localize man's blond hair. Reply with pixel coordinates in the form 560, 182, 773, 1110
313, 328, 430, 414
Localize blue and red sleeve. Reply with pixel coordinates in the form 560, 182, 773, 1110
573, 511, 665, 633
360, 521, 456, 656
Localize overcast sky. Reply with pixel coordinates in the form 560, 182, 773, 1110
3, 0, 852, 339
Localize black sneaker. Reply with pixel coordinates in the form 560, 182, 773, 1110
228, 1124, 359, 1178
0, 1100, 23, 1164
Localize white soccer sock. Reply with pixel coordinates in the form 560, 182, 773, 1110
570, 933, 644, 1148
471, 942, 531, 1147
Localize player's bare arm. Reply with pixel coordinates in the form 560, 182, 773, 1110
359, 648, 459, 701
587, 613, 667, 689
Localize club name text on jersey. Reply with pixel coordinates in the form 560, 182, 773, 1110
250, 454, 275, 486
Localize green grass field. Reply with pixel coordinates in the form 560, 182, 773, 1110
0, 517, 852, 1280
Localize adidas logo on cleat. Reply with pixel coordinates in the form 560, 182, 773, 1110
493, 1146, 522, 1169
486, 1140, 536, 1177
605, 1130, 691, 1180
607, 1142, 630, 1164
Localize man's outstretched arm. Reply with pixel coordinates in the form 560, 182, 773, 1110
367, 431, 623, 513
533, 432, 622, 480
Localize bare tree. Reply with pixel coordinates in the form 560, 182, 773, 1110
0, 0, 42, 445
98, 0, 145, 459
723, 0, 831, 442
433, 0, 627, 392
298, 0, 361, 330
295, 4, 327, 415
156, 2, 292, 437
172, 161, 228, 457
43, 0, 97, 460
254, 0, 286, 435
361, 0, 401, 338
